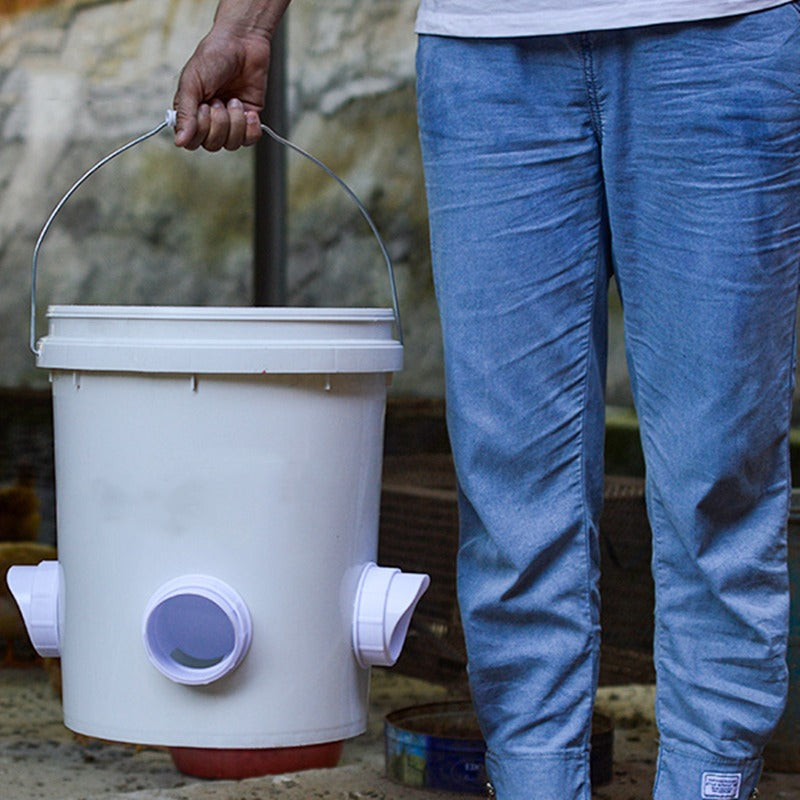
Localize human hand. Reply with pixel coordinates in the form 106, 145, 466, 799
173, 15, 275, 151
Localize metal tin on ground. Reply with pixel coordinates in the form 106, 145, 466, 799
385, 701, 487, 794
385, 701, 614, 793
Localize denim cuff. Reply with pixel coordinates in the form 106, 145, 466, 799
654, 741, 762, 800
485, 748, 590, 800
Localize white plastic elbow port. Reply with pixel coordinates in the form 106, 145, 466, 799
352, 563, 430, 668
142, 575, 252, 686
6, 561, 62, 658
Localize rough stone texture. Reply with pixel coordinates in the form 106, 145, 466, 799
0, 1, 247, 383
2, 665, 799, 799
0, 0, 640, 403
0, 665, 460, 800
285, 1, 440, 395
0, 0, 440, 396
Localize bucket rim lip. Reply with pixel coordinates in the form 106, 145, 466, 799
45, 305, 396, 322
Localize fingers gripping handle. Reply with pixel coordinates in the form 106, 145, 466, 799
30, 109, 403, 356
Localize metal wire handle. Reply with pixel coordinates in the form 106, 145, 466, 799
259, 121, 403, 346
30, 117, 169, 355
30, 111, 403, 356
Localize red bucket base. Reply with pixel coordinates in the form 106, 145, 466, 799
169, 740, 345, 779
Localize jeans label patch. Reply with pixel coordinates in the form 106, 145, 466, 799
701, 772, 742, 799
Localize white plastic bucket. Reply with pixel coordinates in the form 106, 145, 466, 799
30, 304, 412, 747
8, 119, 428, 760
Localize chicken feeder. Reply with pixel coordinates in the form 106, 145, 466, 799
7, 113, 428, 776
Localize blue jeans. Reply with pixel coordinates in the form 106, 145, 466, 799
416, 6, 800, 799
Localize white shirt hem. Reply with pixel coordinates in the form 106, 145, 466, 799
415, 1, 791, 37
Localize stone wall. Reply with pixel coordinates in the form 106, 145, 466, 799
0, 0, 437, 394
0, 0, 634, 404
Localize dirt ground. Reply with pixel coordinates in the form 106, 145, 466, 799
1, 663, 798, 799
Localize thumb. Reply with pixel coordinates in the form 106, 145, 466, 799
172, 71, 201, 148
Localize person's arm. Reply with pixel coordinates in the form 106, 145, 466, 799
173, 0, 291, 151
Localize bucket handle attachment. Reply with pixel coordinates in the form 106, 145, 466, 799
30, 110, 403, 356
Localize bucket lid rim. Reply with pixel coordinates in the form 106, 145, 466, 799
45, 305, 396, 322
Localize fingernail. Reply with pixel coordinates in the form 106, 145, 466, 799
228, 98, 243, 110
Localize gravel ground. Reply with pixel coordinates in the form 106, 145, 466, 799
1, 665, 798, 799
